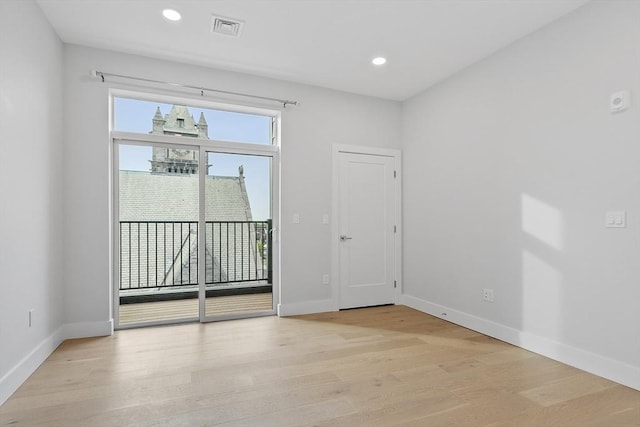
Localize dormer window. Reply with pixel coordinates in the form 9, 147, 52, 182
177, 118, 184, 128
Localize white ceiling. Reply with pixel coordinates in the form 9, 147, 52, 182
37, 0, 590, 101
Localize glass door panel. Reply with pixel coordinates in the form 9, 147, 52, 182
202, 152, 274, 320
117, 142, 200, 327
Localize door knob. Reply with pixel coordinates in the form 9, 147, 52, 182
339, 235, 352, 242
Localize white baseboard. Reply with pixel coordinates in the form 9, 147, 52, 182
278, 299, 336, 316
63, 319, 113, 339
1, 319, 114, 406
0, 327, 65, 406
401, 294, 640, 392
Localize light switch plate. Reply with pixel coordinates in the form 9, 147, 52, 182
605, 211, 626, 228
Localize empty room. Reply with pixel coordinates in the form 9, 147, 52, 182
1, 0, 639, 425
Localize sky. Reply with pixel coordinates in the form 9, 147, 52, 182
115, 98, 272, 220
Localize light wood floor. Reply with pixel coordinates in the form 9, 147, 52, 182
119, 293, 273, 324
1, 306, 638, 426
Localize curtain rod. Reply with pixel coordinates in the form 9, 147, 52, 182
90, 69, 298, 108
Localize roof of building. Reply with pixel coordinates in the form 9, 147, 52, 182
119, 171, 252, 222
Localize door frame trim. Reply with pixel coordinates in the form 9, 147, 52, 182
331, 144, 402, 311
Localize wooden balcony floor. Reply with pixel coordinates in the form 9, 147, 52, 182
119, 292, 273, 325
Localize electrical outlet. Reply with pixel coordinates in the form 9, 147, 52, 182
482, 288, 494, 302
322, 274, 329, 285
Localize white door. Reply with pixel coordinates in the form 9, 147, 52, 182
338, 152, 396, 309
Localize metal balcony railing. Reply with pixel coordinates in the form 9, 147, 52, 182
119, 220, 271, 290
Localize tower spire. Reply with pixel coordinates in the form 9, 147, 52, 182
151, 106, 165, 134
197, 112, 209, 138
153, 106, 163, 120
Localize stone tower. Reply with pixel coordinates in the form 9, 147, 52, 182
149, 105, 209, 174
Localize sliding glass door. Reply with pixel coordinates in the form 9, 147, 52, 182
201, 152, 274, 321
116, 142, 201, 326
114, 142, 278, 328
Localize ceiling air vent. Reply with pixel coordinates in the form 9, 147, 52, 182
211, 15, 244, 37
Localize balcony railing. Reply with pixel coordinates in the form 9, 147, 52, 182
119, 220, 271, 291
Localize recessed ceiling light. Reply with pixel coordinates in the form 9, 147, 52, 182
372, 57, 387, 66
162, 8, 181, 21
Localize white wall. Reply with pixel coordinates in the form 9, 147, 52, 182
0, 0, 65, 404
62, 45, 401, 324
402, 0, 640, 390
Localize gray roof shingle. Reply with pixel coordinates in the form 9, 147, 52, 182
119, 171, 251, 221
